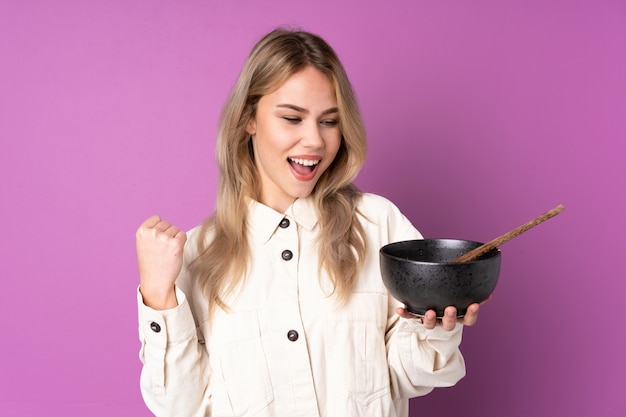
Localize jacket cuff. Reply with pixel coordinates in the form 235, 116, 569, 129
397, 318, 463, 340
137, 286, 197, 349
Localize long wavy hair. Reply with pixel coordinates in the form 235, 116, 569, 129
190, 28, 368, 315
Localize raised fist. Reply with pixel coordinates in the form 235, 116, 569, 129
136, 215, 187, 310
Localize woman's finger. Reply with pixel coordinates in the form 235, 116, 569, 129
138, 215, 161, 230
461, 303, 480, 326
154, 220, 172, 232
421, 310, 437, 329
440, 306, 457, 331
164, 225, 180, 238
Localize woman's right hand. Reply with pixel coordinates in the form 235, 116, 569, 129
136, 215, 187, 310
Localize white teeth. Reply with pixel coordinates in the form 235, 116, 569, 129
289, 158, 320, 167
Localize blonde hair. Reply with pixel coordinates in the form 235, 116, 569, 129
190, 28, 368, 314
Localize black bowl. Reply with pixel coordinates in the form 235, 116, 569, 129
380, 239, 501, 317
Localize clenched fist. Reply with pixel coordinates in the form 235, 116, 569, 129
136, 215, 187, 310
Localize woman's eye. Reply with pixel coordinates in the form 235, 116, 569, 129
283, 116, 301, 123
321, 119, 338, 127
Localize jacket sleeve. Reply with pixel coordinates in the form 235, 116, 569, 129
138, 286, 211, 416
379, 196, 467, 399
386, 309, 466, 399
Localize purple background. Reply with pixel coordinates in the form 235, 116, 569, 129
1, 0, 624, 416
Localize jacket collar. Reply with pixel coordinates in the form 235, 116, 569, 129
247, 197, 319, 244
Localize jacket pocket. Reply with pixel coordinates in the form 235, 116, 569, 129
208, 309, 274, 417
324, 292, 391, 406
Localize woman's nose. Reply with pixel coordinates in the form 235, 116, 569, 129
300, 122, 324, 147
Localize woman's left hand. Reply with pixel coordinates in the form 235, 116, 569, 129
396, 302, 482, 331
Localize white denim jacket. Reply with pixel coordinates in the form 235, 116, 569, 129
138, 193, 466, 417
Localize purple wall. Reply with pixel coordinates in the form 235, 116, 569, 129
1, 1, 624, 416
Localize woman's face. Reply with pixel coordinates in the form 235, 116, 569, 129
246, 66, 342, 213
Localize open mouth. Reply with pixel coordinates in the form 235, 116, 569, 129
288, 157, 320, 175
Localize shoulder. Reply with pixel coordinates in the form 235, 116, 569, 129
357, 192, 405, 218
176, 223, 211, 300
186, 224, 205, 244
182, 223, 213, 262
357, 192, 423, 242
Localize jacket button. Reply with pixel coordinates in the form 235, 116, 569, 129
279, 218, 290, 228
287, 330, 299, 341
150, 322, 161, 333
281, 250, 293, 261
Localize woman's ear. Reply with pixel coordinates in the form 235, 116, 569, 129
245, 118, 256, 136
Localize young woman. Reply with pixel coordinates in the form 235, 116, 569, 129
136, 28, 483, 417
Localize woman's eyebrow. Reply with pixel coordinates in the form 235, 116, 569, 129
321, 107, 339, 115
277, 103, 306, 112
276, 104, 339, 115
